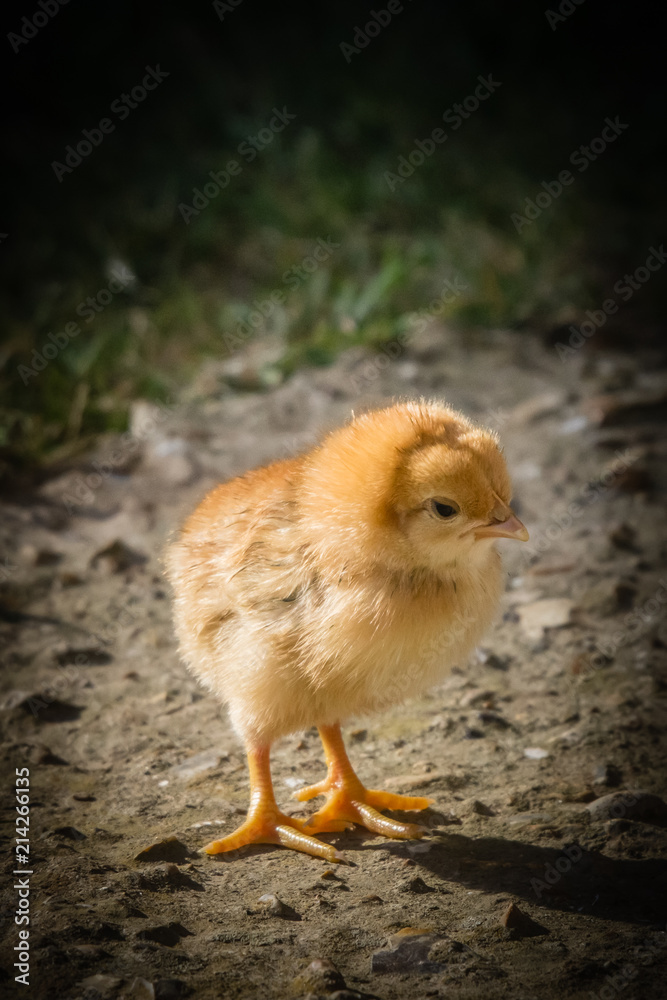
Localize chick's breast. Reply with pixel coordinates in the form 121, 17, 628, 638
166, 450, 503, 746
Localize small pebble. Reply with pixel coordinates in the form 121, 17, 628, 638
292, 958, 346, 994
254, 893, 301, 921
398, 875, 436, 894
125, 978, 155, 999
518, 598, 574, 640
524, 747, 549, 760
371, 929, 444, 974
471, 800, 495, 816
586, 791, 667, 823
559, 415, 588, 435
137, 863, 202, 892
171, 750, 226, 780
501, 902, 548, 938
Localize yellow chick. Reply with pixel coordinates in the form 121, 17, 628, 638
165, 400, 528, 862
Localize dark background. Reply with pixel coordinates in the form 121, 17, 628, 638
1, 0, 665, 463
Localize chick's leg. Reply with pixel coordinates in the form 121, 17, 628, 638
297, 723, 432, 839
203, 744, 344, 862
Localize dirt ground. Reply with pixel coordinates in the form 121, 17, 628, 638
1, 324, 667, 1000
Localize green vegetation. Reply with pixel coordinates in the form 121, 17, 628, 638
0, 118, 621, 464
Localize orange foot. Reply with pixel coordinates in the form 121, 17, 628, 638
295, 723, 433, 840
202, 803, 344, 863
202, 744, 345, 863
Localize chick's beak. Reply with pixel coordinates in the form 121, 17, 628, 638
475, 512, 529, 542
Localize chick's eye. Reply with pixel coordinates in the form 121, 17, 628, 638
431, 499, 458, 519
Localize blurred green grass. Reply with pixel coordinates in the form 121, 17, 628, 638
0, 120, 607, 464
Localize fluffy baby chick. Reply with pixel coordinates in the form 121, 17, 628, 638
165, 400, 528, 862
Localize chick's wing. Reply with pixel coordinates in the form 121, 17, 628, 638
167, 457, 310, 627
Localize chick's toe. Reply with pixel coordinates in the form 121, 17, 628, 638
202, 812, 343, 863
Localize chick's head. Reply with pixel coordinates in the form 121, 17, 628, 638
391, 424, 527, 573
301, 401, 527, 578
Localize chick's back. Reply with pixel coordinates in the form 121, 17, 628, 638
166, 403, 505, 744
